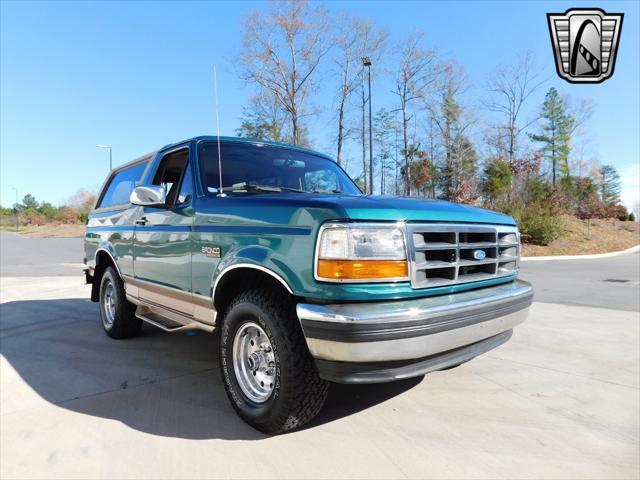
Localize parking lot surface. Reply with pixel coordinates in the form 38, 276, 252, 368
1, 231, 638, 479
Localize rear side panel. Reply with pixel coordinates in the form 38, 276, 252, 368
85, 154, 154, 275
85, 208, 139, 276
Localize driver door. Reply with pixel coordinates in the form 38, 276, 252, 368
133, 146, 195, 316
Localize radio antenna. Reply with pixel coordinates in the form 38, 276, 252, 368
214, 65, 226, 197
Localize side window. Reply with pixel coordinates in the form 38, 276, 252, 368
152, 149, 190, 206
99, 162, 147, 208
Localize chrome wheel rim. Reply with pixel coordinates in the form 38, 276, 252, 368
232, 321, 276, 403
102, 281, 116, 328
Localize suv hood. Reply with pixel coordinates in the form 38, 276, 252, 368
311, 194, 516, 225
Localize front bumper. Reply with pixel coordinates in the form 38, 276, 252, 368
297, 280, 533, 383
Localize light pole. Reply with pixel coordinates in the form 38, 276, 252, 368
362, 57, 373, 195
96, 144, 112, 171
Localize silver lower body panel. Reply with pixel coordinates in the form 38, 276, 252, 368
297, 280, 533, 364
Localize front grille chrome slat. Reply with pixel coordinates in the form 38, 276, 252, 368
407, 224, 519, 289
414, 243, 459, 250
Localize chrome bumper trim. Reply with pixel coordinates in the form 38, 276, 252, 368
297, 280, 532, 362
314, 330, 513, 384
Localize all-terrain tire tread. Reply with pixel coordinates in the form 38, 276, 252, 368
223, 288, 328, 434
101, 267, 142, 339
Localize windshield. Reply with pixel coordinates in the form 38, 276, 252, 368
198, 141, 361, 195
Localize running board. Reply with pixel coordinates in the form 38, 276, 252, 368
134, 301, 214, 333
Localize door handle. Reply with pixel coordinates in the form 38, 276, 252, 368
136, 217, 148, 226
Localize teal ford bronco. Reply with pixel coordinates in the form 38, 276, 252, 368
84, 136, 533, 434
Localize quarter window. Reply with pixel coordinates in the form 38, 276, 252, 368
98, 162, 147, 208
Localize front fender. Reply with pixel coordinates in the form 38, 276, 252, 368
210, 245, 299, 296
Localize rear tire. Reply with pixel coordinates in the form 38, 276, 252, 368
99, 267, 142, 339
220, 289, 328, 434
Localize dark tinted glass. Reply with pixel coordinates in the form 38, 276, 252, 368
99, 162, 147, 208
198, 142, 360, 195
152, 149, 189, 205
177, 164, 193, 204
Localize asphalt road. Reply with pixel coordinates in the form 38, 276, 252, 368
521, 254, 640, 312
0, 231, 83, 277
1, 231, 638, 479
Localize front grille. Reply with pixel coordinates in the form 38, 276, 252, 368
407, 224, 519, 289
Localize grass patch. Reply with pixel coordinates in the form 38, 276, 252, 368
522, 215, 639, 256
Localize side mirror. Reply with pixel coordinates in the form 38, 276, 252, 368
130, 185, 166, 206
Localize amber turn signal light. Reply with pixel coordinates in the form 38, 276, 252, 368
317, 259, 408, 280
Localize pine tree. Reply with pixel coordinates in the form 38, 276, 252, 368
597, 164, 622, 205
482, 158, 513, 201
530, 88, 575, 184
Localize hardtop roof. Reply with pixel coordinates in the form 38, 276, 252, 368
111, 136, 335, 174
161, 136, 334, 161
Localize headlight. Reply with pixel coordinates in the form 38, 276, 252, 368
315, 223, 408, 282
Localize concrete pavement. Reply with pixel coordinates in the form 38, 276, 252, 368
1, 232, 638, 479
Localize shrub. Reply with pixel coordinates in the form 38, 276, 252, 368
54, 206, 81, 224
38, 202, 58, 221
519, 205, 565, 245
604, 203, 629, 221
548, 184, 574, 215
525, 178, 551, 204
490, 198, 565, 245
492, 198, 524, 223
19, 210, 46, 226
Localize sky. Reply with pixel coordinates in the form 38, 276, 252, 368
1, 0, 638, 211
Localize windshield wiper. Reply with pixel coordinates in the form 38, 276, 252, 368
221, 183, 282, 193
313, 189, 342, 194
221, 183, 309, 194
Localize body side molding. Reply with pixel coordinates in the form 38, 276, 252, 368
212, 263, 295, 298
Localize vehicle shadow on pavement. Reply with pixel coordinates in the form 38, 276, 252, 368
0, 298, 421, 439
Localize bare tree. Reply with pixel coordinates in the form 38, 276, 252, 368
484, 52, 545, 164
240, 0, 332, 146
236, 90, 289, 142
565, 95, 595, 137
426, 62, 478, 202
332, 15, 387, 169
68, 188, 97, 213
392, 31, 438, 195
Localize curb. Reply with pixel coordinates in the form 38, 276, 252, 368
521, 244, 640, 262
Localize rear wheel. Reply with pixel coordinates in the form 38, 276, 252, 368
220, 289, 328, 434
99, 267, 142, 339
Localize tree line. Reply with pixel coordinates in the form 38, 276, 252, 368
0, 189, 97, 226
234, 0, 633, 244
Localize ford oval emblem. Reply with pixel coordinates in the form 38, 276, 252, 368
473, 250, 486, 260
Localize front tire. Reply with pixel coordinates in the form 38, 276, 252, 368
220, 289, 328, 434
99, 266, 142, 339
